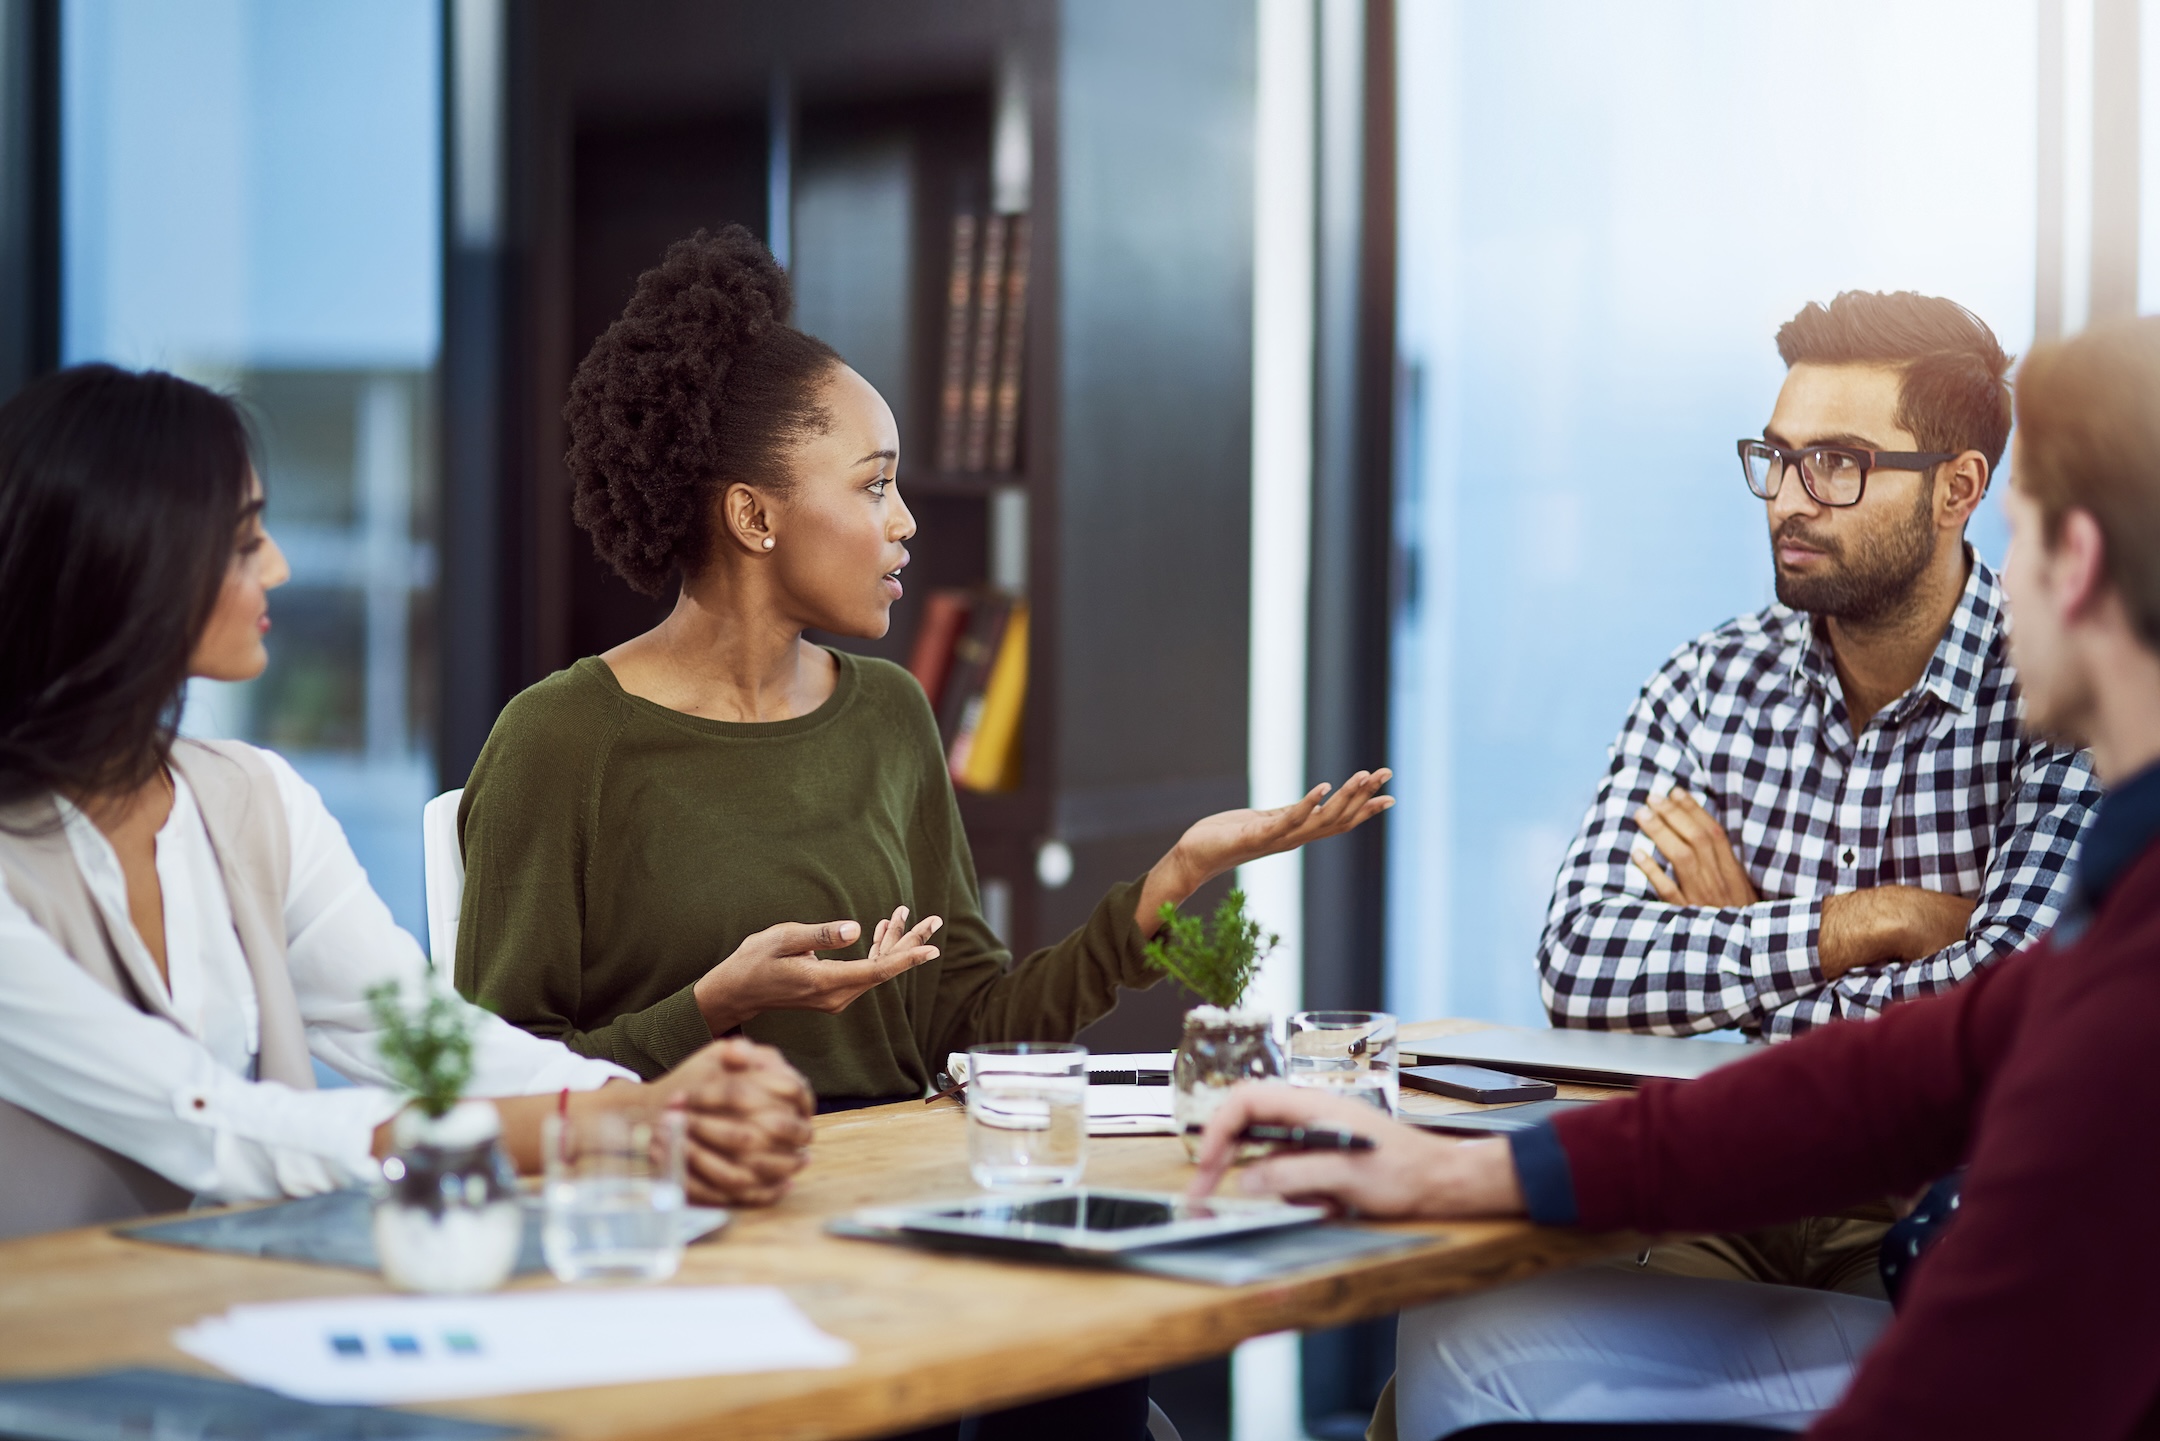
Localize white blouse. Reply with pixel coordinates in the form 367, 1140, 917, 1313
0, 745, 631, 1203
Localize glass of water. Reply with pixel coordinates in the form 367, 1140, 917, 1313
541, 1105, 688, 1283
966, 1042, 1088, 1191
1286, 1010, 1400, 1116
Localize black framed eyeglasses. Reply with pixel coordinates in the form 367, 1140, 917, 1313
1736, 439, 1956, 508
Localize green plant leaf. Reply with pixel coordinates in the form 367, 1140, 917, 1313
1141, 888, 1280, 1010
367, 980, 476, 1120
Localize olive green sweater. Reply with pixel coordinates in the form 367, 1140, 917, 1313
453, 650, 1157, 1100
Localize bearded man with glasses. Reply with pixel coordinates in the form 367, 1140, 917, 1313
1530, 291, 2097, 1302
1543, 290, 2094, 1044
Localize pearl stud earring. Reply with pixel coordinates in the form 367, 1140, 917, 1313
762, 537, 775, 550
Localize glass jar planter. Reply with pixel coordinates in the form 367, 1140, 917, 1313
372, 1100, 522, 1293
1172, 1006, 1285, 1160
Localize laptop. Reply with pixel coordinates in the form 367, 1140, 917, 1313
1404, 1028, 1755, 1087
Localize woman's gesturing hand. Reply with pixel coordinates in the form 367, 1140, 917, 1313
1185, 1081, 1525, 1222
690, 908, 944, 1035
1136, 769, 1393, 934
656, 1038, 817, 1207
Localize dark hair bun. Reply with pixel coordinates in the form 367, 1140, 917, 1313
565, 225, 840, 598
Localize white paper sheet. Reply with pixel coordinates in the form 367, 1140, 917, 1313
946, 1052, 1177, 1134
173, 1286, 854, 1404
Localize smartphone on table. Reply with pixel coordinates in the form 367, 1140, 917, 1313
1400, 1063, 1557, 1104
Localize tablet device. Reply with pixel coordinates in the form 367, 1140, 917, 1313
852, 1189, 1326, 1257
1403, 1099, 1597, 1136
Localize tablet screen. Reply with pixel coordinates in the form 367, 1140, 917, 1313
927, 1194, 1184, 1231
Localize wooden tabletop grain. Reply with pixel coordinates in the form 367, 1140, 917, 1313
0, 1019, 1636, 1441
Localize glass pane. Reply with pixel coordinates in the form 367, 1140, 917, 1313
62, 0, 443, 939
1390, 0, 2038, 1028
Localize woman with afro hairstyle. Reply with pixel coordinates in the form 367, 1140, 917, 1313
454, 226, 1392, 1110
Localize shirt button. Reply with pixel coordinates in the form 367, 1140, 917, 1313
191, 1097, 207, 1111
1841, 848, 1856, 866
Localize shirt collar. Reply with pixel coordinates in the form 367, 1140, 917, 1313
2066, 761, 2160, 921
1787, 548, 2002, 722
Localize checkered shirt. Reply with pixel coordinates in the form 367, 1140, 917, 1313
1538, 554, 2098, 1039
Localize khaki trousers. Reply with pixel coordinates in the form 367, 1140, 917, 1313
1615, 1211, 1893, 1299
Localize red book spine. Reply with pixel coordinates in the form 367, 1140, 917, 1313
906, 589, 973, 713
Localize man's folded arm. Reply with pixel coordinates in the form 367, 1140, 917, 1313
1539, 670, 1829, 1034
1764, 741, 2096, 1033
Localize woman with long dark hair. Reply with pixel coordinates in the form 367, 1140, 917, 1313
0, 363, 815, 1241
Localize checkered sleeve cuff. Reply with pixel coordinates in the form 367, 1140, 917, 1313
1743, 896, 1824, 1011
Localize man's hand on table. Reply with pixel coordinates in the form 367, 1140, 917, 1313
1184, 1082, 1526, 1221
1631, 789, 1976, 982
652, 1038, 817, 1207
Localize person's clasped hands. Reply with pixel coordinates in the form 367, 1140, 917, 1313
1185, 1081, 1526, 1222
647, 1036, 818, 1206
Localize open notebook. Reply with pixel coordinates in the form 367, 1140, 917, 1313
945, 1051, 1176, 1135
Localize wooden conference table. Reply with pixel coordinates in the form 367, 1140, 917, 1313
0, 1020, 1640, 1441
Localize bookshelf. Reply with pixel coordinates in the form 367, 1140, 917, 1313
442, 0, 1258, 1053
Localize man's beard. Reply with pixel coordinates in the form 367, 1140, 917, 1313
1773, 481, 1936, 624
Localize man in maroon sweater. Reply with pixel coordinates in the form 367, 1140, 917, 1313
1194, 315, 2160, 1440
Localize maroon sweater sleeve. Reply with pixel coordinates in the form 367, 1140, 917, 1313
1552, 951, 2028, 1235
1553, 903, 2160, 1440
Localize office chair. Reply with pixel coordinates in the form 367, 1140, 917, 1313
420, 788, 464, 971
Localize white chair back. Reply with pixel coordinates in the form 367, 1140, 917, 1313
421, 788, 465, 971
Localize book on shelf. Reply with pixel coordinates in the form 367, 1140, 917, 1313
961, 213, 1009, 472
934, 212, 979, 473
953, 601, 1027, 792
906, 588, 973, 713
935, 590, 1015, 746
989, 213, 1031, 474
932, 207, 1031, 475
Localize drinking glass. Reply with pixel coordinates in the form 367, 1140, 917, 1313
541, 1106, 688, 1283
1286, 1010, 1399, 1116
966, 1042, 1088, 1190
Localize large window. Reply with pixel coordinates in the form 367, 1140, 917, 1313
1389, 0, 2079, 1028
63, 0, 441, 935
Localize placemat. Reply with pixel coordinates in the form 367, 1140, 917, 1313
0, 1367, 531, 1441
116, 1191, 727, 1276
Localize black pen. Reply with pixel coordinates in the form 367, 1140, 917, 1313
1182, 1122, 1376, 1152
1089, 1070, 1171, 1086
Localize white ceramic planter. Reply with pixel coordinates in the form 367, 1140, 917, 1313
372, 1100, 522, 1294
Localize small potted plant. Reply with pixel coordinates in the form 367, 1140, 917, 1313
1143, 889, 1286, 1159
367, 980, 522, 1293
